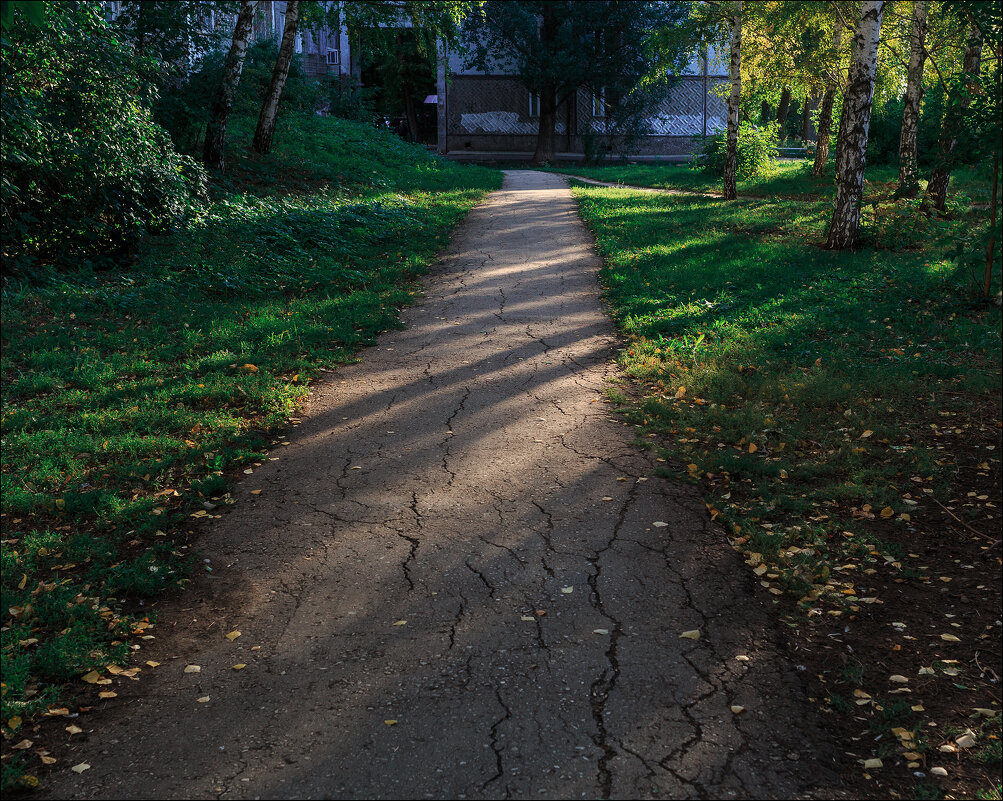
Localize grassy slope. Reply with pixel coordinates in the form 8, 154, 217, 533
572, 182, 1002, 796
547, 159, 993, 203
0, 113, 500, 783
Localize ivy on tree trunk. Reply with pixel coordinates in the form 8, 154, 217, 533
826, 0, 884, 251
253, 0, 301, 155
203, 0, 257, 171
897, 0, 928, 196
813, 20, 844, 177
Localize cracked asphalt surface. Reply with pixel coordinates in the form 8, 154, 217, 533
45, 171, 840, 800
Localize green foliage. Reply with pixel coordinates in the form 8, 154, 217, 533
1, 3, 208, 275
569, 176, 1000, 608
695, 122, 779, 179
0, 112, 500, 772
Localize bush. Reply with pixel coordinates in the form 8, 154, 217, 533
1, 4, 207, 275
693, 121, 778, 179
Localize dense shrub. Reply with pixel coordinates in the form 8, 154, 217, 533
0, 4, 207, 275
694, 121, 779, 178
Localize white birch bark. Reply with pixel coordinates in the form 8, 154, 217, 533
253, 0, 301, 154
897, 0, 928, 195
723, 1, 742, 201
203, 0, 258, 170
826, 1, 885, 250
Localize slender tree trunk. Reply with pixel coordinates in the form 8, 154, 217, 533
897, 0, 928, 195
252, 0, 301, 155
532, 87, 557, 164
531, 3, 559, 165
985, 149, 999, 298
800, 93, 815, 142
204, 0, 258, 170
826, 0, 884, 250
813, 20, 843, 176
775, 86, 792, 131
761, 100, 770, 124
926, 23, 984, 212
403, 86, 419, 142
724, 2, 742, 201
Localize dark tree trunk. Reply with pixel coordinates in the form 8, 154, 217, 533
252, 0, 301, 155
531, 3, 559, 165
897, 0, 928, 196
801, 93, 816, 142
204, 0, 258, 170
761, 100, 770, 124
723, 3, 743, 200
532, 87, 557, 164
813, 20, 843, 177
775, 87, 792, 131
926, 23, 984, 212
826, 0, 884, 250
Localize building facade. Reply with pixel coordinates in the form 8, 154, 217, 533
435, 44, 731, 157
104, 0, 355, 81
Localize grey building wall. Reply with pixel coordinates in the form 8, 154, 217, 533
437, 40, 730, 157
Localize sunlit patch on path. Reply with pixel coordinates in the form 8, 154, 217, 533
46, 171, 839, 800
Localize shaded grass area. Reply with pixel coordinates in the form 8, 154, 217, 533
547, 159, 993, 203
575, 183, 999, 594
0, 113, 500, 786
573, 182, 1001, 797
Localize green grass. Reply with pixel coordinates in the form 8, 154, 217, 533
547, 159, 994, 203
569, 180, 1001, 606
0, 112, 500, 781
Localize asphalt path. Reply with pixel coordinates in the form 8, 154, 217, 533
46, 170, 839, 800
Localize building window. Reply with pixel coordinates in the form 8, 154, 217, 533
326, 49, 340, 66
529, 93, 540, 118
592, 89, 606, 118
294, 33, 303, 53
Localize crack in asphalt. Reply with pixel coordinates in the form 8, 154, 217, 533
43, 170, 840, 801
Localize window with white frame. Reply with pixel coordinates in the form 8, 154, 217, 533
326, 49, 340, 66
294, 32, 303, 53
592, 89, 606, 118
529, 93, 540, 118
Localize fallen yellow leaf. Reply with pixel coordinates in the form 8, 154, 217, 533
232, 663, 247, 670
65, 725, 83, 735
98, 691, 117, 699
384, 719, 398, 726
81, 670, 101, 684
184, 665, 201, 673
225, 630, 241, 641
196, 696, 210, 704
679, 630, 701, 640
71, 763, 90, 774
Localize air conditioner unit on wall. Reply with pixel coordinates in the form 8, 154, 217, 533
326, 50, 340, 66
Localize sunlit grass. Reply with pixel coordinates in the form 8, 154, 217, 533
0, 112, 500, 773
573, 182, 1001, 600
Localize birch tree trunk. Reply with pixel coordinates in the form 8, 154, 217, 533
252, 0, 301, 155
812, 20, 843, 177
826, 0, 885, 250
203, 0, 258, 170
723, 2, 742, 201
925, 23, 984, 212
897, 0, 928, 196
